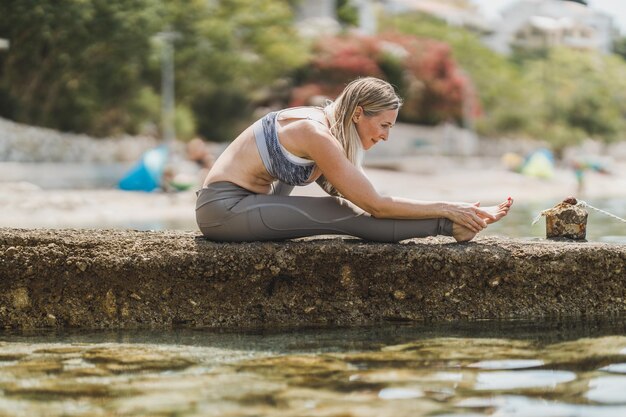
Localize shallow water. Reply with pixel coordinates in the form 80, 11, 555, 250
482, 198, 626, 244
3, 319, 626, 416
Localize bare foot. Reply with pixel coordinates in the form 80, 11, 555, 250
478, 197, 514, 224
453, 198, 513, 242
452, 223, 477, 243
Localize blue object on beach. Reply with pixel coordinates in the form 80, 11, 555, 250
119, 145, 169, 192
521, 148, 555, 179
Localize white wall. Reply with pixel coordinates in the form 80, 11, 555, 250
486, 0, 614, 54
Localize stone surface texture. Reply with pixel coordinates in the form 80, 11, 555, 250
0, 228, 625, 329
545, 200, 589, 240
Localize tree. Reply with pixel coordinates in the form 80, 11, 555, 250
163, 0, 308, 140
380, 13, 537, 136
290, 32, 476, 125
523, 48, 626, 150
613, 36, 626, 62
0, 0, 163, 135
0, 0, 307, 139
336, 0, 359, 27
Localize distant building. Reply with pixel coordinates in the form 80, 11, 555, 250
295, 0, 337, 22
354, 0, 378, 35
486, 0, 616, 54
295, 0, 379, 36
294, 0, 341, 38
383, 0, 492, 34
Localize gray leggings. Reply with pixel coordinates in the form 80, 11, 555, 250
195, 181, 453, 242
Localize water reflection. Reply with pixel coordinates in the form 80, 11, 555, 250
458, 395, 626, 417
1, 319, 626, 416
586, 376, 626, 404
468, 359, 544, 369
378, 387, 424, 399
474, 370, 577, 390
600, 363, 626, 373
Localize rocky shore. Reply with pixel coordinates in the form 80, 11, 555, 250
1, 228, 624, 330
0, 117, 156, 163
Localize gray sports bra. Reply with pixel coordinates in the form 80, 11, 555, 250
253, 109, 325, 186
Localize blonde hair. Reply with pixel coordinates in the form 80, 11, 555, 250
319, 77, 402, 196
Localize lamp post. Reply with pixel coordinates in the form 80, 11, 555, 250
155, 31, 179, 144
460, 69, 478, 156
460, 69, 475, 134
355, 0, 376, 35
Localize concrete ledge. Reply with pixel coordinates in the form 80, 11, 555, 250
1, 228, 625, 329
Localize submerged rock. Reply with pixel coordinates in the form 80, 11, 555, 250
83, 346, 196, 372
1, 335, 626, 417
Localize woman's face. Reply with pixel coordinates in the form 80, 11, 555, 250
353, 107, 399, 150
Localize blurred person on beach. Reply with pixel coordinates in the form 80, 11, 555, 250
187, 137, 214, 183
160, 138, 215, 192
196, 77, 512, 243
569, 157, 610, 195
187, 138, 214, 171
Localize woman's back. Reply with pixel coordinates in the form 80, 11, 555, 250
202, 106, 326, 193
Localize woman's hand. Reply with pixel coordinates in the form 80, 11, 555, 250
444, 198, 514, 233
443, 202, 496, 233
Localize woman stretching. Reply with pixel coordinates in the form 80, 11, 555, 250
196, 77, 512, 243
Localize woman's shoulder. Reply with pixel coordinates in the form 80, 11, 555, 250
277, 106, 326, 123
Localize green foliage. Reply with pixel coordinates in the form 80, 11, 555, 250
127, 84, 195, 140
192, 86, 253, 142
381, 13, 536, 136
3, 0, 624, 150
613, 36, 626, 62
336, 0, 359, 27
291, 32, 476, 125
523, 48, 626, 150
510, 45, 550, 65
166, 0, 308, 140
0, 0, 307, 140
127, 86, 161, 133
380, 13, 626, 150
174, 104, 197, 141
0, 0, 163, 135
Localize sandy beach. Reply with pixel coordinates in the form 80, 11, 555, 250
2, 157, 625, 232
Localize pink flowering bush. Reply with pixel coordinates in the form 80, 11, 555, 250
291, 32, 481, 125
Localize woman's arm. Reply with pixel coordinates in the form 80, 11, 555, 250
300, 126, 494, 233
